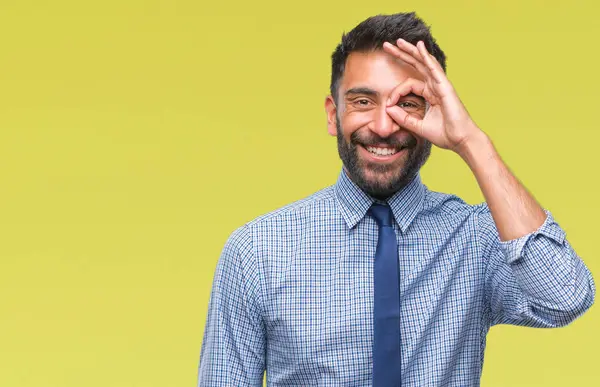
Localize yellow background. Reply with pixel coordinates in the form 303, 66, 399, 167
0, 0, 597, 386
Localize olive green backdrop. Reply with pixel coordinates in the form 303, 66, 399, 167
0, 0, 597, 386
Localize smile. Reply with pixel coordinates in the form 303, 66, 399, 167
365, 146, 400, 156
358, 144, 407, 162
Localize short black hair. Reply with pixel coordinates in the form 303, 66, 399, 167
329, 12, 446, 103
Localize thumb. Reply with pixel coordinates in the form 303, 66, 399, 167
386, 105, 423, 136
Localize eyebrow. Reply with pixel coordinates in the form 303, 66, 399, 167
344, 87, 426, 103
345, 87, 379, 98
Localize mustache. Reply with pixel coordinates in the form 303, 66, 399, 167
350, 131, 418, 149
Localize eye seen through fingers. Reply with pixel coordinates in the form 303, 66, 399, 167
397, 100, 419, 110
350, 97, 425, 112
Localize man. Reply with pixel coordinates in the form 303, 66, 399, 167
197, 12, 595, 386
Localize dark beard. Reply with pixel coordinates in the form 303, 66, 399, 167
336, 120, 431, 199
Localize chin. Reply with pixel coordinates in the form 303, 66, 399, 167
362, 168, 400, 185
361, 158, 405, 179
359, 168, 406, 197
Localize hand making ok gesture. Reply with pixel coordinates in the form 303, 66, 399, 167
383, 39, 482, 154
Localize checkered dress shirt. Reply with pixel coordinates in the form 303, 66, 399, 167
198, 169, 595, 386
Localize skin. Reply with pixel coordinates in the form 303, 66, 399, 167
325, 50, 432, 199
325, 39, 546, 241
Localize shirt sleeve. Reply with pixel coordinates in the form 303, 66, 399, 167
198, 225, 266, 386
479, 208, 595, 327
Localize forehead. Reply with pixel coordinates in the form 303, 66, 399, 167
340, 50, 423, 96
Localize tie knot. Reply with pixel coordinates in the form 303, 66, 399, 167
369, 204, 393, 227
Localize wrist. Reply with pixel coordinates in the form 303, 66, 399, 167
456, 129, 496, 171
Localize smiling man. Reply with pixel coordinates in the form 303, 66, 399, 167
329, 49, 432, 199
198, 12, 595, 387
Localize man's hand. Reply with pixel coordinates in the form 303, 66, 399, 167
383, 39, 482, 155
383, 39, 547, 241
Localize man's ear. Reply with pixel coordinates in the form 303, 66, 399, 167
324, 95, 338, 137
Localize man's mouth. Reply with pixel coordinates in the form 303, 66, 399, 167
364, 145, 405, 156
356, 143, 408, 164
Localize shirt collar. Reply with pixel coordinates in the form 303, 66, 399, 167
334, 168, 426, 232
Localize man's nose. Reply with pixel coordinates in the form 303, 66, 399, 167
369, 106, 400, 138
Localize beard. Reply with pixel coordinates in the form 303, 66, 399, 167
336, 119, 431, 199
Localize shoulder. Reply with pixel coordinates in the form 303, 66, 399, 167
221, 185, 337, 247
420, 188, 487, 216
417, 189, 499, 253
420, 188, 495, 229
245, 185, 337, 228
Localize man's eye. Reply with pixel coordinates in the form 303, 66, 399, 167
397, 101, 423, 111
398, 101, 417, 108
354, 99, 371, 106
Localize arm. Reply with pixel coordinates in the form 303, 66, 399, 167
382, 39, 595, 325
198, 226, 266, 386
458, 130, 546, 241
460, 125, 595, 326
479, 207, 595, 327
464, 134, 595, 326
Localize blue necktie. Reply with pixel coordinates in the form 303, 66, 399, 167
370, 204, 401, 386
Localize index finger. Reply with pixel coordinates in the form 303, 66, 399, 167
386, 77, 426, 107
382, 41, 429, 78
416, 41, 446, 85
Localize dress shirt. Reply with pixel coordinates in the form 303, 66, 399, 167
198, 169, 595, 386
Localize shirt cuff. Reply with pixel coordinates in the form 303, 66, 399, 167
499, 210, 566, 264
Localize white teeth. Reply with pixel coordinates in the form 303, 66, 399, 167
366, 146, 399, 156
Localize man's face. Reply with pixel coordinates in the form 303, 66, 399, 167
325, 50, 431, 199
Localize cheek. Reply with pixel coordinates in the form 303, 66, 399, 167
341, 113, 371, 138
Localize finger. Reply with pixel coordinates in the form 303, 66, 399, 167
392, 39, 441, 86
426, 48, 446, 75
395, 39, 429, 70
386, 78, 426, 107
417, 41, 446, 75
382, 41, 429, 78
385, 105, 423, 136
416, 41, 446, 85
